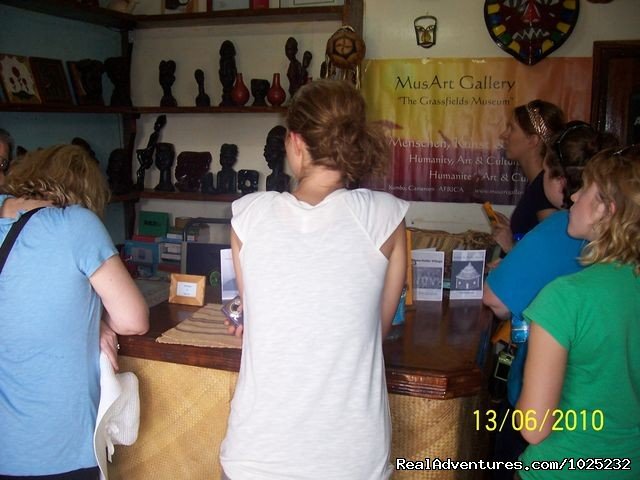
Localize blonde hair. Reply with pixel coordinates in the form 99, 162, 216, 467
286, 79, 389, 184
579, 146, 640, 274
4, 144, 110, 216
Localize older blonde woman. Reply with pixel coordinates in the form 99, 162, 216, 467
0, 145, 148, 479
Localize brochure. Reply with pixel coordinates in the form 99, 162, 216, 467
412, 249, 445, 301
449, 249, 486, 300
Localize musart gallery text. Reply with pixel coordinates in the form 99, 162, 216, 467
395, 75, 515, 92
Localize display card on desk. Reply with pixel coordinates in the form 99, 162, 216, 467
449, 250, 486, 300
412, 249, 445, 301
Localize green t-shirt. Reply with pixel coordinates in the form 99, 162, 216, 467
519, 263, 640, 479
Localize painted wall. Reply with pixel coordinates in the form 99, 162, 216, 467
0, 4, 126, 242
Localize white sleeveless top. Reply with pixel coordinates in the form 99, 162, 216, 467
220, 188, 409, 480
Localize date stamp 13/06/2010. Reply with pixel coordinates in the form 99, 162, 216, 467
473, 408, 605, 433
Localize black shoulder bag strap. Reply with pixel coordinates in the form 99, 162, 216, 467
0, 207, 45, 275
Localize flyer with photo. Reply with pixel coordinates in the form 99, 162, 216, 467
412, 249, 445, 301
449, 249, 486, 300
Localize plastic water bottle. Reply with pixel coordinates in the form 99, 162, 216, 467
511, 316, 529, 344
387, 287, 407, 341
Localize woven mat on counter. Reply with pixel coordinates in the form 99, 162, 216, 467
156, 303, 242, 349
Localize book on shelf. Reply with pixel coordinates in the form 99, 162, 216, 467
138, 211, 170, 237
123, 240, 159, 266
132, 234, 161, 243
166, 226, 196, 241
160, 252, 182, 262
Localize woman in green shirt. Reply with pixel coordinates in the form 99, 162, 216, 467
517, 146, 640, 479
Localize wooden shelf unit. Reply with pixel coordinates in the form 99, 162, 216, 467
140, 189, 241, 203
0, 0, 362, 34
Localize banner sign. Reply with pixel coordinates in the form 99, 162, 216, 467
361, 58, 592, 204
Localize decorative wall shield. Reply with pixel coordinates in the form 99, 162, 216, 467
484, 0, 580, 66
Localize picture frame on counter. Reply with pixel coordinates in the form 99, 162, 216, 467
169, 273, 206, 306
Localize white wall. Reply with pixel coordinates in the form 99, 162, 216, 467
132, 0, 640, 232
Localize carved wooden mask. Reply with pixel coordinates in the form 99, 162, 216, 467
484, 0, 580, 65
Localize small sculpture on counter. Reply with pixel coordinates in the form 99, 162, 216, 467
285, 37, 305, 99
238, 169, 259, 195
194, 69, 211, 107
71, 137, 98, 163
251, 79, 270, 107
135, 114, 167, 190
174, 151, 212, 192
264, 125, 290, 193
154, 142, 175, 192
216, 143, 239, 194
105, 56, 132, 107
218, 40, 237, 107
106, 148, 133, 195
159, 60, 177, 107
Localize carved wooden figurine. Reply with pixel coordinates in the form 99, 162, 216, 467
135, 114, 167, 190
251, 79, 270, 107
104, 56, 132, 107
159, 60, 177, 107
218, 40, 237, 107
285, 37, 305, 99
216, 143, 239, 194
264, 125, 290, 193
194, 69, 211, 107
154, 142, 175, 192
174, 151, 212, 193
107, 148, 133, 195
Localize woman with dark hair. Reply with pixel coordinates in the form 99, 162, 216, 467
220, 80, 408, 479
0, 145, 149, 479
483, 123, 618, 480
492, 100, 565, 253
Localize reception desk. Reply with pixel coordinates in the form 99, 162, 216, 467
111, 292, 493, 479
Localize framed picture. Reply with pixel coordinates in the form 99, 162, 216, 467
279, 0, 342, 6
169, 273, 206, 306
29, 57, 73, 106
0, 53, 41, 104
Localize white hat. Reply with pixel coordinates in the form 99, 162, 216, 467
93, 352, 141, 480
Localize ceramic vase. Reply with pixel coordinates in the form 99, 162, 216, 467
267, 73, 286, 107
231, 73, 250, 106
